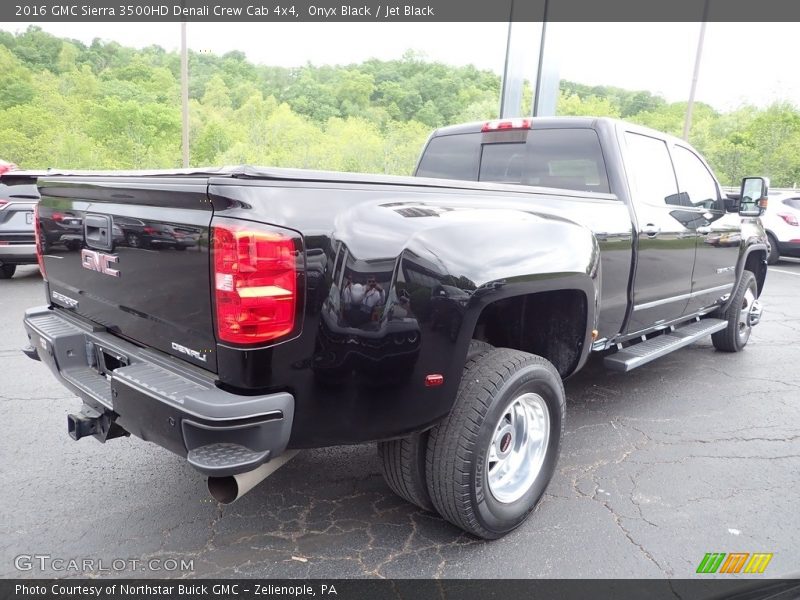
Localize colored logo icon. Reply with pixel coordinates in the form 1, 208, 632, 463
696, 553, 773, 574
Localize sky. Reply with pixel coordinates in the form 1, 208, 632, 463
1, 21, 798, 112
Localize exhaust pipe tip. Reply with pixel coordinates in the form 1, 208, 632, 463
206, 450, 300, 505
207, 476, 239, 505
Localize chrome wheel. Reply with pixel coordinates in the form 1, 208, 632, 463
737, 287, 757, 344
486, 392, 550, 504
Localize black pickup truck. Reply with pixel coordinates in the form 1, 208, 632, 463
17, 117, 768, 539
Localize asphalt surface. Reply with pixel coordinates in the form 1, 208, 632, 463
1, 261, 799, 579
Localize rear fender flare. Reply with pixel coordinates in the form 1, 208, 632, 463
399, 218, 600, 379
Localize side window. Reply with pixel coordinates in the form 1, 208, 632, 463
672, 145, 721, 210
623, 132, 679, 207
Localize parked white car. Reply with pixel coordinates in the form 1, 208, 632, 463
763, 192, 800, 264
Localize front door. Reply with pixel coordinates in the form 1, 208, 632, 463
670, 144, 739, 313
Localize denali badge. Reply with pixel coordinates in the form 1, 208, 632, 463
52, 290, 79, 308
81, 249, 120, 277
171, 342, 208, 363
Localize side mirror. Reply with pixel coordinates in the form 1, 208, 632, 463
739, 176, 768, 217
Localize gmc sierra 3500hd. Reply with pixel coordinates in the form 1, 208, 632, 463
16, 117, 768, 539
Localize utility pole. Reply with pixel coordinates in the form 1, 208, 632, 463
181, 21, 189, 167
499, 0, 552, 118
532, 0, 557, 117
683, 1, 710, 141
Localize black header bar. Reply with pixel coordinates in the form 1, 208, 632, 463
4, 0, 800, 22
4, 579, 800, 600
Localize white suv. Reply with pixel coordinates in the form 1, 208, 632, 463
763, 192, 800, 264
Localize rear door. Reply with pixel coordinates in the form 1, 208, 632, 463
622, 131, 696, 334
37, 176, 217, 371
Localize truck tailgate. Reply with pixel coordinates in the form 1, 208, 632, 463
37, 176, 217, 371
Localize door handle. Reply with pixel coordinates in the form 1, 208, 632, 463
642, 223, 660, 237
696, 226, 712, 235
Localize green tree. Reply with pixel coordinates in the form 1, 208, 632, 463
3, 25, 800, 186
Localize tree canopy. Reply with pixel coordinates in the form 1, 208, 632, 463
1, 26, 799, 186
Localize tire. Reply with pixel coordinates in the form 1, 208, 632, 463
766, 232, 780, 265
0, 264, 16, 279
426, 347, 565, 539
378, 432, 435, 511
466, 339, 493, 361
377, 340, 494, 512
712, 270, 758, 352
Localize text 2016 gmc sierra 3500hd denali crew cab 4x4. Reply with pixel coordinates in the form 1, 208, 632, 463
16, 117, 768, 539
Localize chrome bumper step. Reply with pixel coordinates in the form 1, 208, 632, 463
187, 443, 271, 476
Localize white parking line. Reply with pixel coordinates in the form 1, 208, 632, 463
770, 268, 800, 277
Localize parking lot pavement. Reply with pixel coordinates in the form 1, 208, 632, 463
1, 262, 798, 579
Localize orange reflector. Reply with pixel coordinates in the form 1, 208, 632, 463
425, 374, 444, 387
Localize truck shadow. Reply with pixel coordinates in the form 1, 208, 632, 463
203, 444, 478, 578
196, 352, 643, 577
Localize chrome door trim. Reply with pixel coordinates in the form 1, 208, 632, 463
633, 283, 734, 312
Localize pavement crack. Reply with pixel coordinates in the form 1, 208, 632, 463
604, 503, 668, 575
705, 366, 800, 390
627, 473, 660, 529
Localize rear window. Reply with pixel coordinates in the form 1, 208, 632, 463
782, 197, 800, 210
0, 182, 39, 200
416, 128, 610, 194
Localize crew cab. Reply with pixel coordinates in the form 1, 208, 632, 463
16, 117, 767, 539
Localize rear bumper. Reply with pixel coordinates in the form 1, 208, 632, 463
0, 243, 36, 264
22, 306, 294, 477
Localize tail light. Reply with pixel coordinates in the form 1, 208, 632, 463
34, 204, 46, 279
778, 213, 798, 226
143, 226, 157, 234
481, 118, 533, 132
212, 220, 298, 345
52, 212, 65, 222
0, 199, 8, 209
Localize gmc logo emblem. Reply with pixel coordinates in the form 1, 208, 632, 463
81, 249, 120, 277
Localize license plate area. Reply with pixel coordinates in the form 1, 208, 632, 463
25, 211, 33, 224
90, 342, 130, 377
